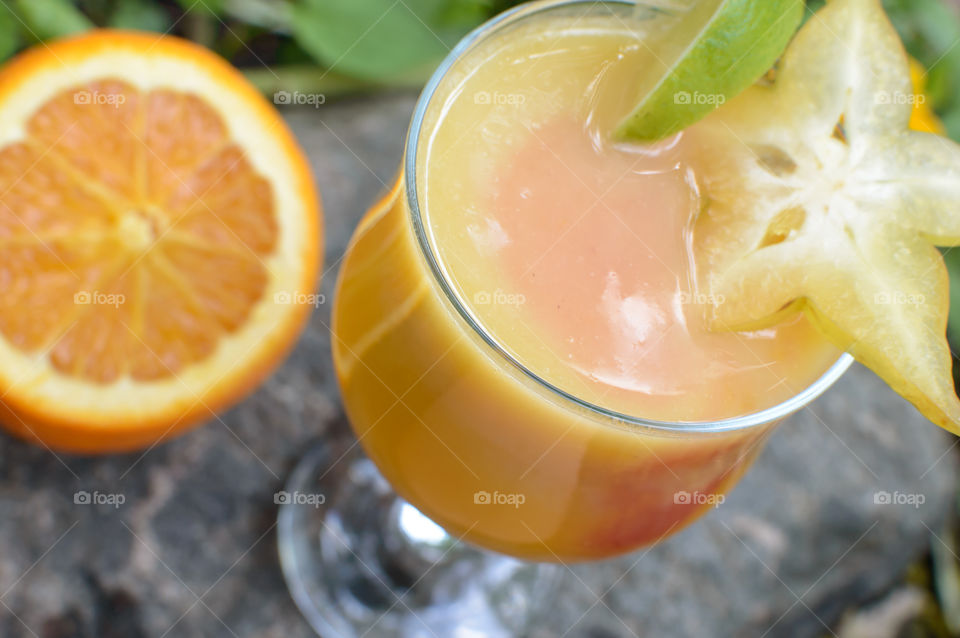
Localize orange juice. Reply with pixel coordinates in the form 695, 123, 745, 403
332, 3, 844, 561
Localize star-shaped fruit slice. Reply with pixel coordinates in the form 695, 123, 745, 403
688, 0, 960, 432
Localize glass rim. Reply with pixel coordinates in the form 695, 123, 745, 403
403, 0, 854, 434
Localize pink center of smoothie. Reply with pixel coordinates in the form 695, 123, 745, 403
485, 116, 830, 417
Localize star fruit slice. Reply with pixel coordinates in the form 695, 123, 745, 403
689, 0, 960, 433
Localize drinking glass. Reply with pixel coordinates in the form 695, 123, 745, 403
278, 1, 853, 635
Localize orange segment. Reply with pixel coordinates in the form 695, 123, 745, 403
27, 80, 144, 201
144, 90, 231, 204
165, 145, 279, 253
0, 30, 321, 453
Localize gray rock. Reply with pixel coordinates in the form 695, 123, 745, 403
0, 94, 955, 638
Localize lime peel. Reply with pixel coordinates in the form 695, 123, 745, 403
616, 0, 804, 142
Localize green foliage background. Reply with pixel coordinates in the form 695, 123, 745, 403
0, 2, 953, 98
0, 1, 532, 94
1, 1, 956, 125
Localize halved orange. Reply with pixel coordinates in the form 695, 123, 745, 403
0, 30, 321, 453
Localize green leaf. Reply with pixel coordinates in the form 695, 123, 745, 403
882, 0, 960, 112
175, 0, 224, 16
0, 4, 21, 60
14, 0, 92, 40
803, 0, 826, 22
218, 0, 291, 31
289, 0, 465, 81
19, 0, 93, 38
943, 109, 960, 142
944, 248, 960, 340
884, 0, 960, 58
438, 0, 491, 29
109, 0, 172, 32
887, 0, 960, 356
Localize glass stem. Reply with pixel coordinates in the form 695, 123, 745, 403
378, 497, 462, 584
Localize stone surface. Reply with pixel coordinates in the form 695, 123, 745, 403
0, 94, 956, 638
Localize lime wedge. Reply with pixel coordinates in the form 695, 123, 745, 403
616, 0, 804, 141
689, 0, 960, 432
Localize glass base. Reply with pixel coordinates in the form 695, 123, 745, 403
278, 443, 562, 637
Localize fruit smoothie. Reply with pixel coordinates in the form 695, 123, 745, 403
333, 4, 841, 560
